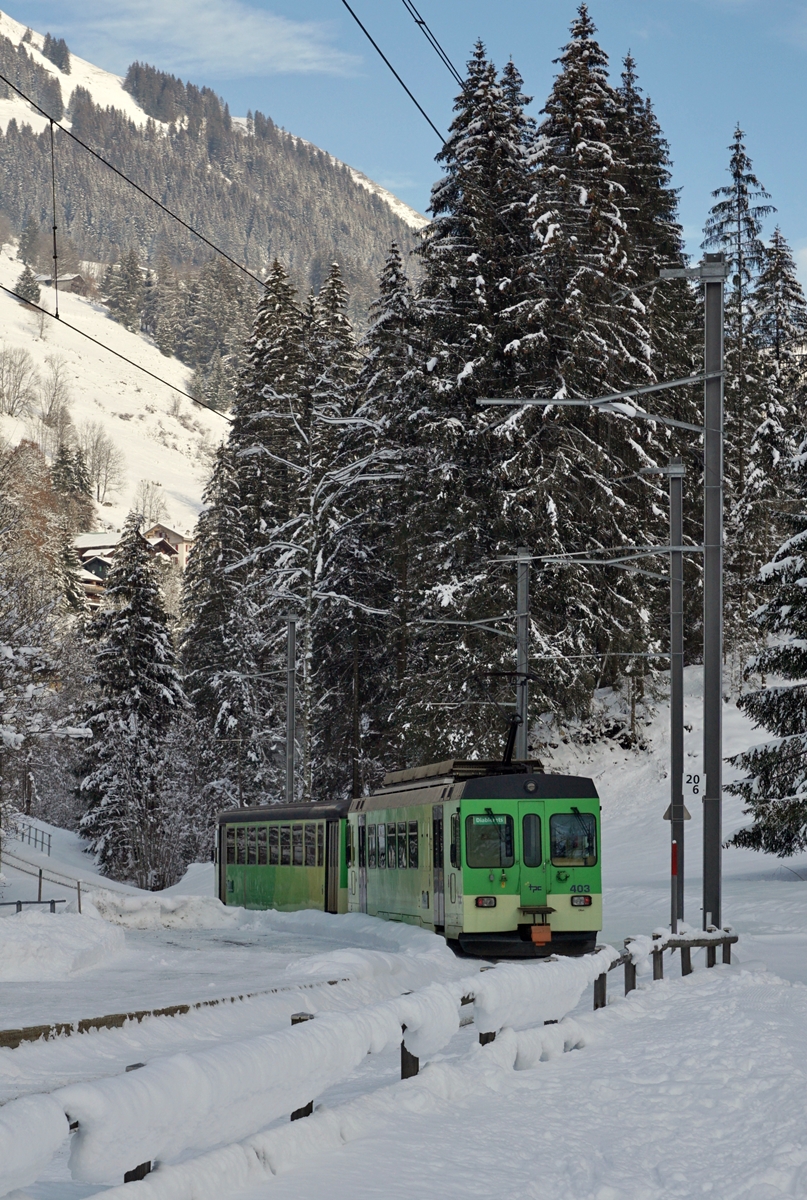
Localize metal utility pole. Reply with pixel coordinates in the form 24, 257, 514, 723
286, 617, 297, 805
516, 546, 530, 760
702, 253, 727, 929
669, 458, 685, 926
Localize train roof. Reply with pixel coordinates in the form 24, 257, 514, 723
217, 799, 351, 825
352, 761, 598, 810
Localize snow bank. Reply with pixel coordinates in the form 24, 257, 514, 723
54, 950, 615, 1183
87, 890, 241, 930
0, 1094, 69, 1197
473, 946, 618, 1034
82, 1036, 526, 1200
0, 910, 124, 981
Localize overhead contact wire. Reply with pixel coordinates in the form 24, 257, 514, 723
0, 283, 232, 422
0, 69, 266, 291
339, 0, 446, 141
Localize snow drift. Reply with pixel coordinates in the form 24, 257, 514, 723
55, 949, 615, 1184
0, 909, 124, 981
86, 889, 241, 930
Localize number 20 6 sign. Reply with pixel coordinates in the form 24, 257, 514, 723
684, 772, 702, 797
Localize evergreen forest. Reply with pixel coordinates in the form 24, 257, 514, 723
4, 6, 807, 884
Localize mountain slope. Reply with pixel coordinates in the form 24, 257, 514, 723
0, 242, 221, 533
0, 11, 426, 325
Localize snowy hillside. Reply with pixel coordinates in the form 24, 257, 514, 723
0, 10, 426, 232
0, 11, 161, 132
0, 242, 224, 532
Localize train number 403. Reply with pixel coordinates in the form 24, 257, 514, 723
570, 884, 591, 894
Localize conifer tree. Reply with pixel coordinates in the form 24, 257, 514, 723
181, 447, 272, 808
15, 263, 40, 305
702, 124, 774, 474
728, 462, 807, 855
80, 511, 186, 887
337, 245, 421, 785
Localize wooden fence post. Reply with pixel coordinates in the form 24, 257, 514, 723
722, 938, 731, 965
706, 945, 716, 968
681, 946, 692, 976
624, 958, 636, 994
594, 973, 607, 1010
290, 1012, 315, 1120
479, 1031, 496, 1046
77, 880, 82, 915
652, 947, 664, 981
400, 1025, 419, 1079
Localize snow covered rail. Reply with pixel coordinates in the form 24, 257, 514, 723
590, 927, 738, 1009
0, 948, 615, 1196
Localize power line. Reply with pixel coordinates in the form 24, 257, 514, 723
400, 0, 464, 88
0, 69, 266, 291
339, 0, 445, 141
1, 283, 232, 422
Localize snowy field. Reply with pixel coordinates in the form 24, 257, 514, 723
2, 667, 807, 1198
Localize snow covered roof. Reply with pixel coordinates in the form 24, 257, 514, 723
75, 532, 121, 552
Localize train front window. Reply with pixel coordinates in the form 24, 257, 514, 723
550, 812, 597, 867
368, 824, 377, 868
280, 825, 291, 866
377, 822, 387, 868
522, 814, 542, 866
465, 814, 514, 868
304, 824, 316, 867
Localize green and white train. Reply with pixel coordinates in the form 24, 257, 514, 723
216, 760, 601, 957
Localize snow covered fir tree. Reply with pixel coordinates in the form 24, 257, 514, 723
3, 4, 806, 888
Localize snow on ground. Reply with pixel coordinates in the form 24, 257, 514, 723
3, 667, 807, 1198
0, 242, 224, 531
0, 910, 124, 982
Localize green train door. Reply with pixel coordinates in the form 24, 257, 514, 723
518, 802, 549, 941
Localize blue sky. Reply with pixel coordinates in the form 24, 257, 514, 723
8, 0, 807, 277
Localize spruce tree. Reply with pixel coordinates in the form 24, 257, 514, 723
181, 447, 272, 809
80, 511, 187, 887
347, 244, 421, 782
728, 465, 807, 855
15, 263, 40, 304
702, 127, 775, 642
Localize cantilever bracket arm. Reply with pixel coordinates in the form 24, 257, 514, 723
477, 372, 722, 432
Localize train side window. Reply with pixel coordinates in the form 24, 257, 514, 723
522, 813, 542, 867
368, 824, 377, 869
397, 822, 407, 869
257, 826, 267, 866
387, 822, 397, 868
550, 812, 597, 867
377, 822, 386, 868
304, 824, 316, 867
465, 814, 514, 868
247, 826, 257, 865
226, 827, 235, 864
408, 821, 418, 869
346, 823, 354, 867
236, 827, 246, 865
269, 826, 279, 865
317, 822, 325, 867
280, 825, 291, 866
450, 811, 461, 868
292, 824, 303, 866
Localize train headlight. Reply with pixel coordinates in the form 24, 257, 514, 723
475, 896, 497, 908
571, 895, 592, 907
